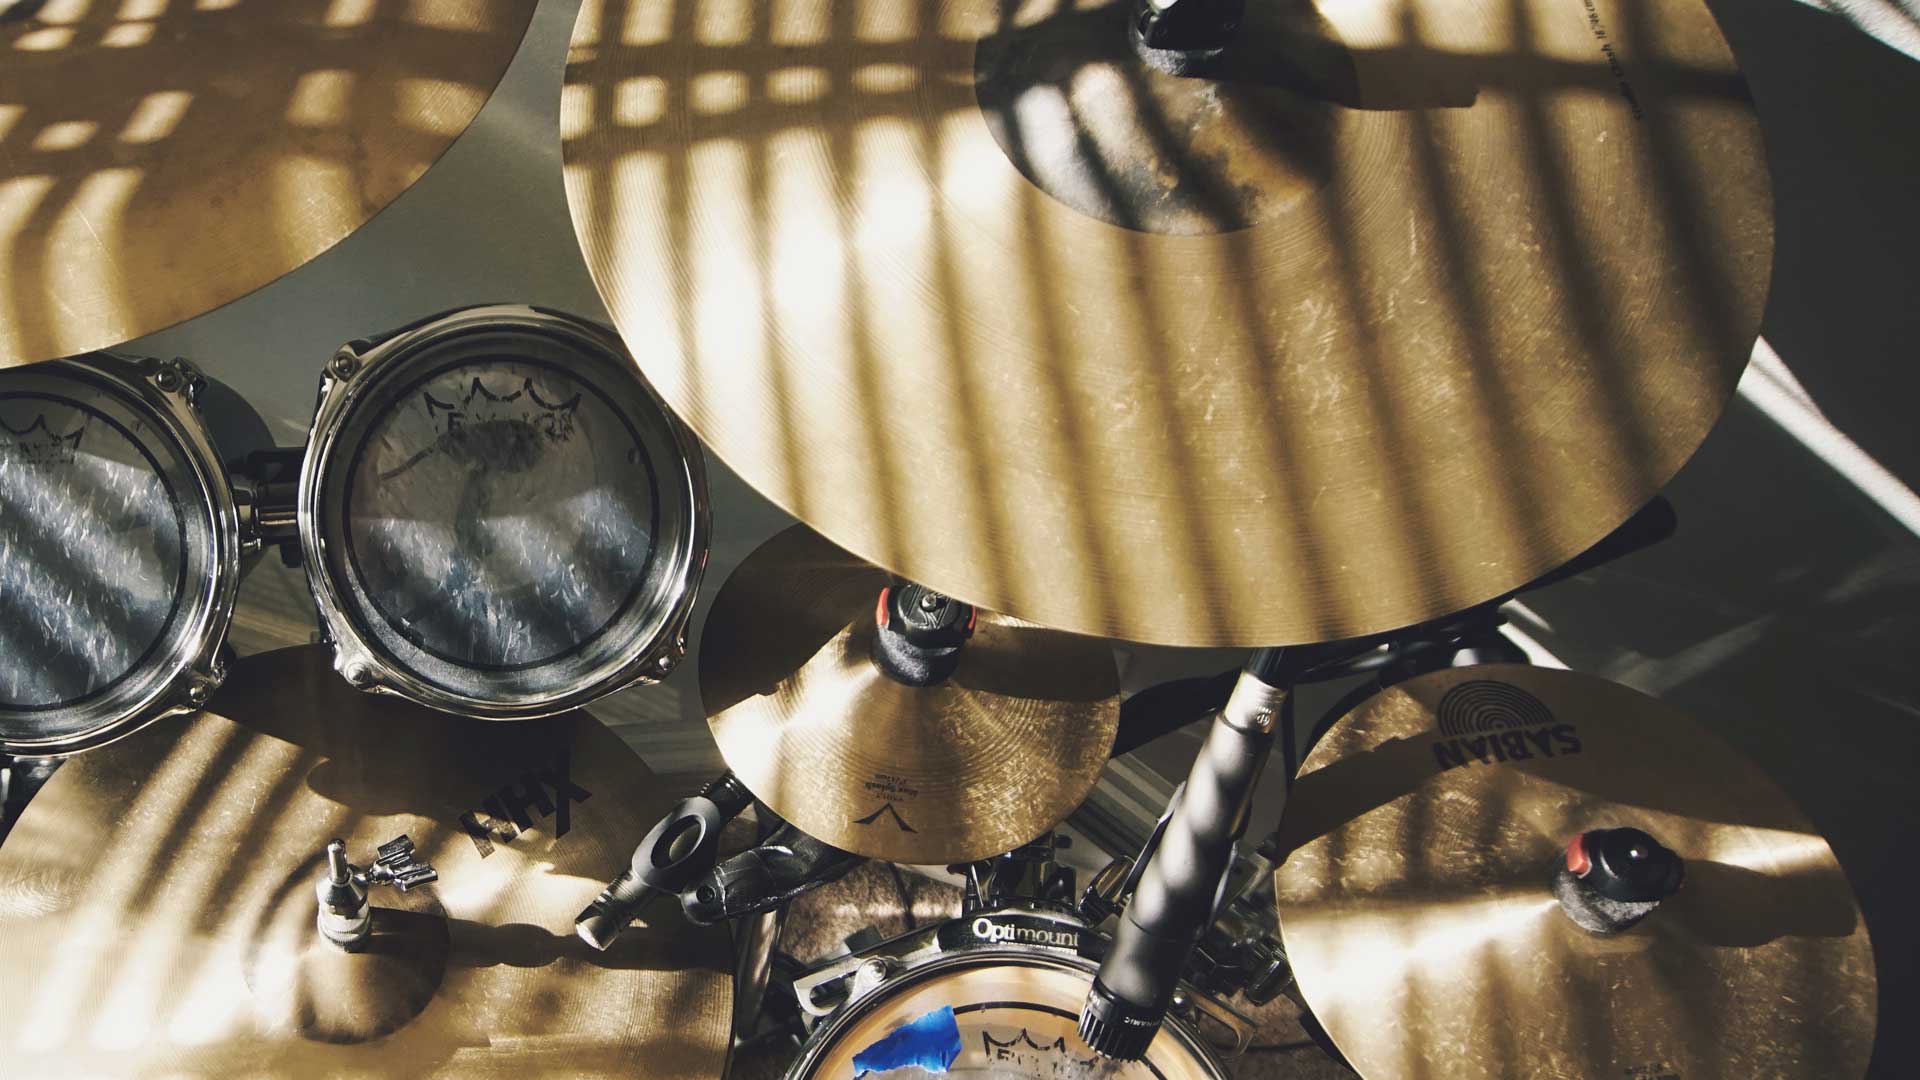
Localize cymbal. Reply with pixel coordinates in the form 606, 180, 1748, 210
0, 1, 537, 367
1271, 665, 1876, 1080
700, 525, 1120, 864
0, 645, 732, 1078
560, 0, 1770, 647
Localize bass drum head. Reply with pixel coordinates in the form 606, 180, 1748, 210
300, 305, 708, 718
793, 952, 1226, 1079
0, 356, 233, 756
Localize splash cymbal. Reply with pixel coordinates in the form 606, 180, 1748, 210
0, 645, 732, 1078
0, 1, 537, 367
1271, 665, 1876, 1080
700, 525, 1120, 864
561, 0, 1770, 647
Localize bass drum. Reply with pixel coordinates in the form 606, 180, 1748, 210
790, 949, 1228, 1079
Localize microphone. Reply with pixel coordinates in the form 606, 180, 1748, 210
575, 771, 754, 950
1078, 648, 1289, 1059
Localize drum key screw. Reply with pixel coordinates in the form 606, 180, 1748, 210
328, 350, 360, 380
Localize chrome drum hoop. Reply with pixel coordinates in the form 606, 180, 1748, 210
296, 304, 710, 720
0, 354, 240, 757
788, 946, 1230, 1080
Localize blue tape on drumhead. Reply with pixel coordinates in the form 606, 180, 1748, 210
850, 1005, 964, 1076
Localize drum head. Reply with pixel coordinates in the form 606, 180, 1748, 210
0, 356, 234, 756
796, 953, 1225, 1079
301, 306, 707, 718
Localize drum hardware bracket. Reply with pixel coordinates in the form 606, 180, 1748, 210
231, 447, 308, 566
958, 834, 1076, 916
577, 770, 755, 949
1168, 984, 1258, 1058
315, 835, 438, 950
140, 356, 206, 403
681, 819, 863, 925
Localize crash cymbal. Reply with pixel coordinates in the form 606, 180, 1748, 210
700, 525, 1120, 863
561, 0, 1770, 647
0, 1, 537, 367
1271, 665, 1876, 1080
0, 645, 731, 1078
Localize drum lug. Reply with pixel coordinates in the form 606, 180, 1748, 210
140, 356, 207, 405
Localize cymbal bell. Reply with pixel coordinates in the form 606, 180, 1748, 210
700, 525, 1120, 864
1271, 665, 1876, 1080
561, 0, 1770, 647
0, 1, 537, 366
0, 645, 732, 1078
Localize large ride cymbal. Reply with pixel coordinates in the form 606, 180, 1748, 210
1272, 665, 1876, 1080
0, 1, 537, 367
0, 645, 732, 1078
700, 525, 1120, 864
560, 0, 1771, 647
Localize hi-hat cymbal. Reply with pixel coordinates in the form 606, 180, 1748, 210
1271, 665, 1876, 1079
0, 645, 732, 1078
561, 0, 1770, 647
0, 1, 537, 367
700, 525, 1120, 864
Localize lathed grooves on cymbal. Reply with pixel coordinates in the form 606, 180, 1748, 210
560, 0, 1771, 647
0, 645, 731, 1079
700, 525, 1119, 863
0, 0, 538, 367
1272, 665, 1876, 1080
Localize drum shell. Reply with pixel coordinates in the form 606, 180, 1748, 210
0, 354, 241, 757
788, 945, 1230, 1080
295, 304, 710, 720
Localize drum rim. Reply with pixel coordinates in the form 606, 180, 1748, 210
296, 303, 710, 720
787, 945, 1227, 1079
0, 354, 240, 757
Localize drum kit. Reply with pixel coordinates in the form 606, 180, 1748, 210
0, 0, 1885, 1077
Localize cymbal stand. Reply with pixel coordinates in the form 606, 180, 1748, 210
1080, 497, 1681, 1058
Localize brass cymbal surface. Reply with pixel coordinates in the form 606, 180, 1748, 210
700, 525, 1120, 863
560, 0, 1771, 647
0, 0, 537, 367
1272, 665, 1876, 1080
0, 645, 732, 1078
